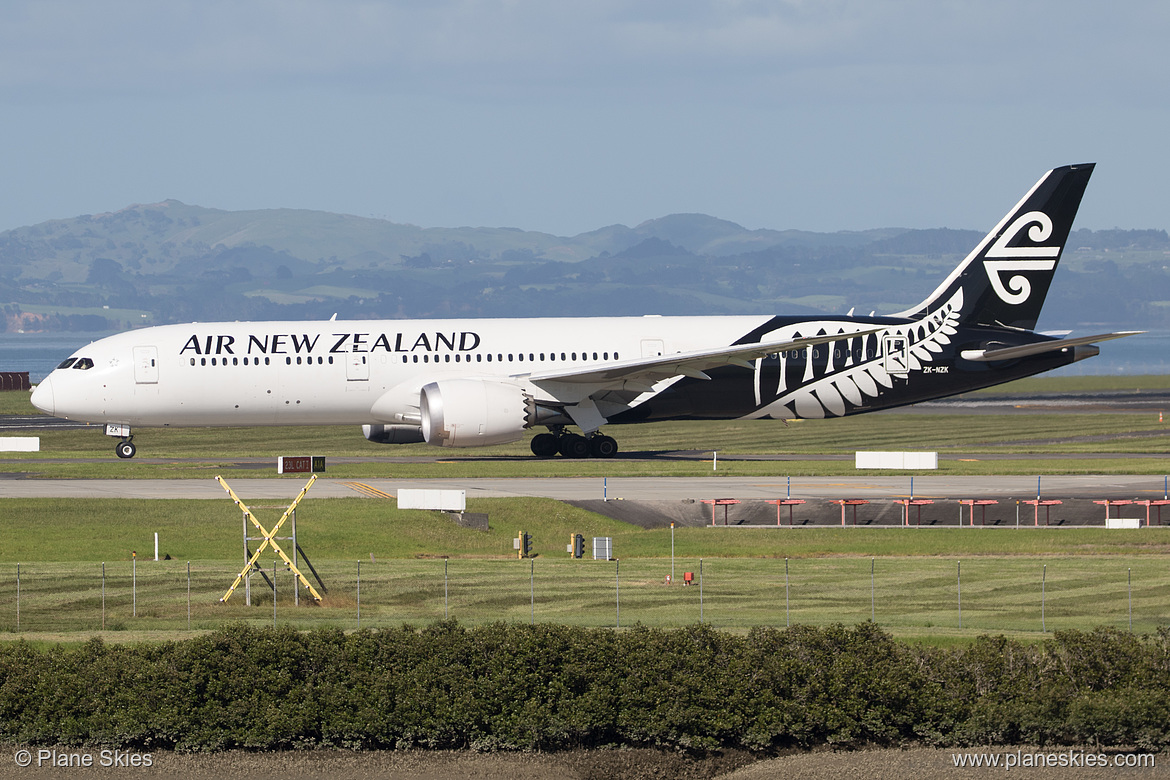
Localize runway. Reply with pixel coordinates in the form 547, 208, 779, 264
3, 474, 1167, 501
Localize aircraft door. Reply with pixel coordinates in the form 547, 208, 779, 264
641, 339, 664, 358
133, 346, 159, 384
347, 354, 369, 381
883, 335, 909, 376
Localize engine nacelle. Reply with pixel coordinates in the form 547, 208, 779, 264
420, 380, 529, 447
362, 423, 425, 444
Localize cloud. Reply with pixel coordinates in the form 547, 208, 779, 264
3, 0, 1167, 106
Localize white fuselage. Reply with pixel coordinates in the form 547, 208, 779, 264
33, 315, 774, 428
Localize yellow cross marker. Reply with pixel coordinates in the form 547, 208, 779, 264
217, 475, 323, 604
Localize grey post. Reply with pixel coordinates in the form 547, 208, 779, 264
699, 558, 704, 624
870, 557, 875, 623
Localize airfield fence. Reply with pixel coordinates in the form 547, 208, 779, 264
2, 556, 1166, 637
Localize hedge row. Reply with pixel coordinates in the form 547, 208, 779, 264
1, 622, 1169, 752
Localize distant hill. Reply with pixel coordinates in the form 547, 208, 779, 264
1, 202, 1167, 332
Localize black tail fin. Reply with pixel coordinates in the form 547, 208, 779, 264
895, 163, 1094, 331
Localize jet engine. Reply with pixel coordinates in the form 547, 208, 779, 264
420, 380, 563, 447
362, 423, 425, 444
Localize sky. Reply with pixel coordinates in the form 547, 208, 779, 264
2, 1, 1169, 237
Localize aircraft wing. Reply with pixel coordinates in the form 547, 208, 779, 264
960, 331, 1143, 362
525, 326, 883, 391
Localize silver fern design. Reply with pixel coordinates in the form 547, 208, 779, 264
747, 289, 963, 420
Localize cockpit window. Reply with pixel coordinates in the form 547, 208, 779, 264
56, 358, 78, 370
72, 358, 94, 370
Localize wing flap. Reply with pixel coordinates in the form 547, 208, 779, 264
525, 326, 883, 387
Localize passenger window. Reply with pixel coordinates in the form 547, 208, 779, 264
57, 358, 77, 369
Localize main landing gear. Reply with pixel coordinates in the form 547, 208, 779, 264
530, 428, 618, 459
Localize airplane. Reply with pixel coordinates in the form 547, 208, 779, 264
31, 163, 1138, 460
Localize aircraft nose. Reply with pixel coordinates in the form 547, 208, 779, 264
30, 377, 54, 415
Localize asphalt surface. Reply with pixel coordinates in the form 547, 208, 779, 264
2, 475, 1166, 501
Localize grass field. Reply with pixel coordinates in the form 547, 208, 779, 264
3, 412, 1170, 479
3, 374, 1170, 644
1, 497, 1169, 644
3, 374, 1170, 478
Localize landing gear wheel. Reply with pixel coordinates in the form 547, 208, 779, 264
588, 435, 618, 459
115, 439, 137, 459
559, 433, 589, 459
530, 432, 559, 458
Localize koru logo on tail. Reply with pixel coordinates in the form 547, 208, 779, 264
983, 211, 1060, 305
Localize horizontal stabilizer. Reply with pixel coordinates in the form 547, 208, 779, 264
960, 331, 1143, 362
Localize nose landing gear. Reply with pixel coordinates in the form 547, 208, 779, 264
105, 424, 136, 459
529, 428, 618, 459
115, 438, 137, 459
